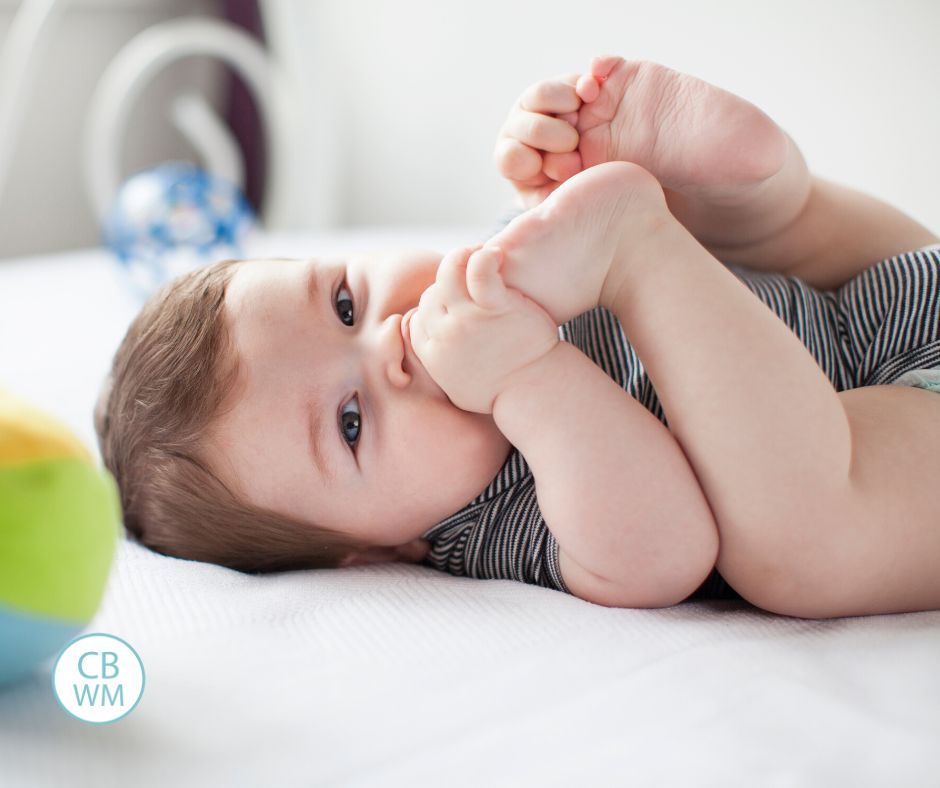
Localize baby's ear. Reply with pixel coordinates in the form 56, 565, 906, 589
337, 546, 404, 567
338, 539, 430, 567
395, 538, 431, 563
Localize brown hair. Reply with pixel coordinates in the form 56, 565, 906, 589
94, 258, 372, 573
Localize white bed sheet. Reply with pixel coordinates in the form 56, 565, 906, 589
1, 230, 939, 788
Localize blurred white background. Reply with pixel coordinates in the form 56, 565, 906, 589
1, 0, 938, 260
0, 0, 227, 259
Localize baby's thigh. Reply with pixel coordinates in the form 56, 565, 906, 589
718, 383, 940, 619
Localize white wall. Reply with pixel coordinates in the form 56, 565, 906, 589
2, 0, 938, 260
266, 0, 940, 235
0, 0, 224, 259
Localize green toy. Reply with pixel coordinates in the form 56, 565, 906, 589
0, 388, 121, 686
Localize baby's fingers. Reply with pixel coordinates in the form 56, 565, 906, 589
466, 246, 510, 312
435, 244, 479, 303
577, 57, 615, 102
494, 137, 543, 183
575, 73, 601, 102
542, 150, 583, 183
502, 109, 578, 154
519, 74, 582, 115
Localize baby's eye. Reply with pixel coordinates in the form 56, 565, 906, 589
340, 395, 361, 449
336, 282, 354, 326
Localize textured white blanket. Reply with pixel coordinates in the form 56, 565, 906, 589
3, 537, 939, 787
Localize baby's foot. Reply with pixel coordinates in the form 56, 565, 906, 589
489, 160, 668, 326
575, 57, 789, 195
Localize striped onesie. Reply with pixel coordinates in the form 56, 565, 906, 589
418, 243, 940, 601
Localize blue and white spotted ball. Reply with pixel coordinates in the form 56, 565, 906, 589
103, 161, 256, 301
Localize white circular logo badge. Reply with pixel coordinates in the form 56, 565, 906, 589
52, 633, 145, 724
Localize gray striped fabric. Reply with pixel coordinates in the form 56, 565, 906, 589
420, 246, 940, 602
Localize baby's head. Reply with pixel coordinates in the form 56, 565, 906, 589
94, 250, 512, 574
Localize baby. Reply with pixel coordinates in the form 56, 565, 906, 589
95, 56, 940, 619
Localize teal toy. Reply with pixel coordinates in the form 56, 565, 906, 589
0, 389, 121, 687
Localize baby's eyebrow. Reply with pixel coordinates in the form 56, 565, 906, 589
306, 260, 321, 304
303, 260, 337, 484
307, 403, 335, 484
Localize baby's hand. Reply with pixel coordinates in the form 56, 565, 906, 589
408, 245, 559, 415
494, 73, 588, 209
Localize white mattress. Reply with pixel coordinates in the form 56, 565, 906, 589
1, 230, 939, 787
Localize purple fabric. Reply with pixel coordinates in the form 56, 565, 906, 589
223, 0, 266, 214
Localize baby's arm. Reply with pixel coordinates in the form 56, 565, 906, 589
410, 243, 718, 608
492, 339, 720, 608
724, 176, 940, 292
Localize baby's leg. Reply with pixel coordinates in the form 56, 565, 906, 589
574, 57, 938, 283
599, 161, 940, 619
711, 175, 939, 290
